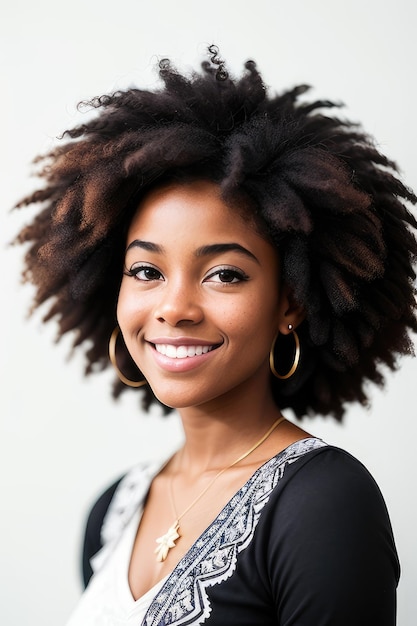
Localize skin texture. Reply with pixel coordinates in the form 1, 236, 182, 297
116, 180, 309, 598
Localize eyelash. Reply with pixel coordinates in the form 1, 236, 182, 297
204, 267, 249, 284
124, 265, 163, 281
124, 265, 249, 284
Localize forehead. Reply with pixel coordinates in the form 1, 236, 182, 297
127, 180, 259, 242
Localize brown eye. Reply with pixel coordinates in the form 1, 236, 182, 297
204, 266, 249, 284
125, 265, 164, 281
217, 270, 240, 283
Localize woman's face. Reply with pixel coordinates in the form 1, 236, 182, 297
117, 180, 289, 410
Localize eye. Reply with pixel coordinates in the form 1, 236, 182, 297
204, 266, 249, 284
124, 264, 164, 282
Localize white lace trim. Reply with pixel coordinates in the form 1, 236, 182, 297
91, 459, 167, 574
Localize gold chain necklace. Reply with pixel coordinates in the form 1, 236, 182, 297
154, 415, 286, 562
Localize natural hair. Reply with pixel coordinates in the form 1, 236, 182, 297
15, 48, 417, 420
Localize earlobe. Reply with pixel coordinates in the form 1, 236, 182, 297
277, 284, 306, 334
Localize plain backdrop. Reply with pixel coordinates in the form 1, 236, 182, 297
1, 1, 416, 624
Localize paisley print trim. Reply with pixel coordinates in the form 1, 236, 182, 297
144, 438, 326, 625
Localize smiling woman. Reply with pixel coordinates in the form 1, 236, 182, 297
116, 180, 291, 411
14, 48, 416, 625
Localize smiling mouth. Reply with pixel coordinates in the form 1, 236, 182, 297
153, 344, 219, 359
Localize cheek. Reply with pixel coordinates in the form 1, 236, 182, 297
116, 283, 127, 324
116, 283, 142, 331
221, 296, 278, 343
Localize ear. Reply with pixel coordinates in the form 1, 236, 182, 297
276, 284, 306, 335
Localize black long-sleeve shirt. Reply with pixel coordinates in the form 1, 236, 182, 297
81, 440, 399, 625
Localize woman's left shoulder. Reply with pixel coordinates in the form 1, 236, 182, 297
252, 439, 399, 561
258, 439, 402, 565
259, 441, 400, 624
284, 441, 386, 498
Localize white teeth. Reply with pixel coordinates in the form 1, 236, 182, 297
176, 346, 188, 358
154, 344, 213, 359
165, 345, 177, 358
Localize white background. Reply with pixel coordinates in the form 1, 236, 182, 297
1, 1, 416, 624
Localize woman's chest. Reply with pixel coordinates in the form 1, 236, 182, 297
127, 468, 258, 600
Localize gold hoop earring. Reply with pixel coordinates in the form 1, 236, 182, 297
109, 327, 147, 388
270, 325, 300, 380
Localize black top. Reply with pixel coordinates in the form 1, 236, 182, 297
81, 444, 400, 625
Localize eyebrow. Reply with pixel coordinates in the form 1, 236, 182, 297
126, 240, 163, 254
126, 240, 259, 263
195, 243, 259, 263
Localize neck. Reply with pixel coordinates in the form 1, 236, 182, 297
176, 390, 283, 475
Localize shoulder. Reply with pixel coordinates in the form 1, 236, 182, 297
82, 477, 123, 587
258, 444, 400, 624
291, 444, 394, 528
277, 443, 387, 503
264, 444, 396, 546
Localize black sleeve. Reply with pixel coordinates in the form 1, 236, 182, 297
264, 448, 400, 625
81, 478, 122, 588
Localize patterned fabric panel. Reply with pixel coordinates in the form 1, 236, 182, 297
95, 438, 326, 626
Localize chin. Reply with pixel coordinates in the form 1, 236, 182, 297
149, 385, 193, 410
149, 382, 220, 412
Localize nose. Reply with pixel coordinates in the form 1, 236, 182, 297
154, 280, 204, 327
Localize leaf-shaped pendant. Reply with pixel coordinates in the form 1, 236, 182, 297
155, 520, 180, 562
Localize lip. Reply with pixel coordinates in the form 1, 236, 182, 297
147, 336, 219, 346
146, 337, 223, 373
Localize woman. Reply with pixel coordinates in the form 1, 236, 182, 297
15, 48, 416, 624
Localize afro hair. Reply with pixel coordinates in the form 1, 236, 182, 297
15, 46, 417, 420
